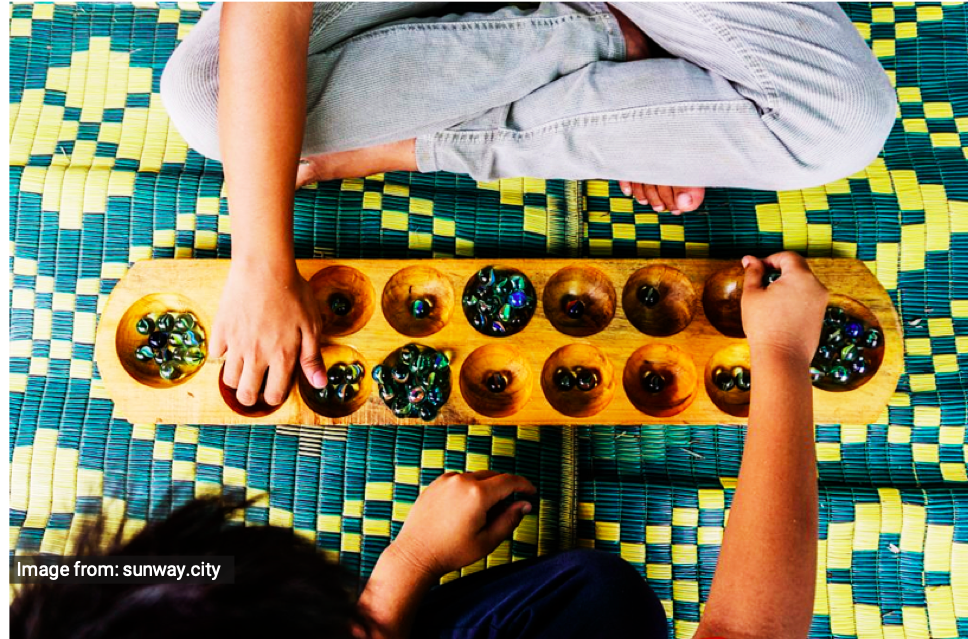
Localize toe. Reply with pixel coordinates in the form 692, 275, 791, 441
296, 159, 319, 188
643, 185, 665, 212
672, 186, 705, 213
618, 181, 633, 197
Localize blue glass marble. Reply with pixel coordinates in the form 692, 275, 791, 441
852, 357, 869, 376
509, 290, 528, 308
490, 320, 507, 335
371, 364, 384, 383
182, 331, 200, 347
135, 345, 154, 362
830, 363, 851, 384
844, 321, 863, 340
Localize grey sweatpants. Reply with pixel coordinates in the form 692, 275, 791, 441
161, 2, 896, 190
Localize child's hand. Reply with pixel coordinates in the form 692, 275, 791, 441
389, 471, 535, 579
211, 262, 326, 406
741, 252, 828, 365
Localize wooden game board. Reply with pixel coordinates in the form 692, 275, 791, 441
94, 259, 903, 426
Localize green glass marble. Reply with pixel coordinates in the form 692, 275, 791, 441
641, 370, 665, 394
174, 313, 195, 332
136, 316, 154, 335
349, 362, 365, 384
830, 363, 851, 385
182, 348, 205, 366
713, 367, 735, 392
498, 304, 513, 322
840, 343, 859, 363
157, 313, 175, 332
732, 366, 751, 392
169, 332, 185, 347
825, 327, 845, 347
159, 363, 180, 381
135, 345, 154, 362
862, 328, 881, 349
809, 366, 825, 383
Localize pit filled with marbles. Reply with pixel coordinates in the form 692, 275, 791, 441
372, 344, 452, 421
133, 311, 206, 382
462, 267, 536, 337
810, 305, 882, 390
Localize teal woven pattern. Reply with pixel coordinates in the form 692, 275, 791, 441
8, 2, 968, 638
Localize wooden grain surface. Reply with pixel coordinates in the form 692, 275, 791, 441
94, 258, 903, 426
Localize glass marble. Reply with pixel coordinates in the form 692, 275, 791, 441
509, 290, 528, 309
400, 344, 418, 365
157, 313, 175, 333
408, 387, 426, 404
328, 364, 346, 386
379, 385, 396, 402
136, 316, 154, 335
463, 293, 478, 308
852, 357, 869, 376
350, 362, 365, 384
830, 364, 851, 385
763, 271, 781, 286
862, 328, 881, 349
637, 285, 660, 308
564, 298, 585, 319
713, 367, 734, 392
135, 345, 154, 362
182, 331, 200, 347
575, 368, 600, 392
840, 343, 859, 363
499, 304, 513, 322
393, 403, 413, 418
824, 306, 846, 328
411, 298, 432, 319
428, 386, 446, 407
169, 332, 185, 347
478, 267, 495, 286
732, 366, 751, 392
371, 364, 385, 383
844, 321, 863, 341
816, 344, 836, 362
148, 331, 168, 350
174, 313, 195, 332
391, 364, 410, 384
553, 367, 575, 392
329, 294, 352, 316
159, 363, 180, 381
418, 405, 437, 421
491, 320, 507, 335
183, 348, 205, 366
825, 328, 844, 347
336, 384, 359, 402
809, 366, 825, 383
641, 370, 665, 394
433, 352, 450, 370
510, 274, 527, 290
486, 372, 508, 393
317, 387, 330, 401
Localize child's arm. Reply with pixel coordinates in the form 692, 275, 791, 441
358, 471, 535, 639
695, 252, 828, 639
210, 2, 326, 407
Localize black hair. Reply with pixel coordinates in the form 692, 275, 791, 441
11, 497, 364, 639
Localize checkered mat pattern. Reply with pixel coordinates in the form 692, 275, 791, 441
7, 2, 968, 637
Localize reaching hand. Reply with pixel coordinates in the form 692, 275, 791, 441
390, 471, 536, 579
210, 262, 326, 406
741, 251, 829, 365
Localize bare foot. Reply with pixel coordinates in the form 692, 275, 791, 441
608, 4, 649, 62
618, 182, 706, 215
296, 138, 418, 187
